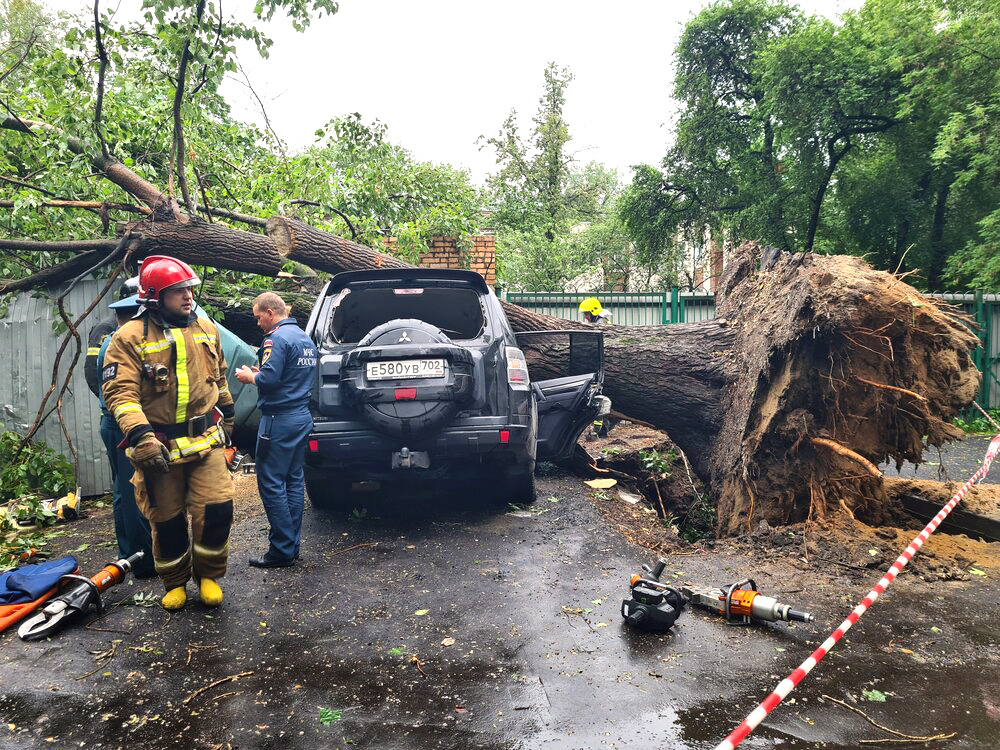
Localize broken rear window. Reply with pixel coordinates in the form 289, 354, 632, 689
328, 286, 486, 344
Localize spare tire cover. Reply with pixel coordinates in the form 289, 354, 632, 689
352, 319, 461, 438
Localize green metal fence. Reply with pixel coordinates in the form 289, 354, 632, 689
503, 289, 716, 326
928, 293, 999, 411
504, 289, 1000, 410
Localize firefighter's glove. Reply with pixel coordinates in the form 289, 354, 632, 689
131, 434, 170, 474
221, 418, 235, 445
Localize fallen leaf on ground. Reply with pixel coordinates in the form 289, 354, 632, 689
441, 637, 455, 647
414, 609, 430, 616
862, 688, 887, 702
585, 478, 617, 489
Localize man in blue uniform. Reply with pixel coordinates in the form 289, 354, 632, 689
96, 285, 156, 578
236, 292, 316, 568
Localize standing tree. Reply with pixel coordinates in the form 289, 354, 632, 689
481, 63, 624, 290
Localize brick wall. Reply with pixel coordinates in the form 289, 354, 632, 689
418, 236, 496, 287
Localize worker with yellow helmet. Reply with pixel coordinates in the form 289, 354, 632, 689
579, 297, 616, 438
578, 297, 612, 325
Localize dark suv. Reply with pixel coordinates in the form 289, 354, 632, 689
302, 268, 607, 509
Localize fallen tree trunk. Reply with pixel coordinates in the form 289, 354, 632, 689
4, 219, 980, 536
120, 222, 978, 536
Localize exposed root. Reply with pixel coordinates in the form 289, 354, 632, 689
854, 376, 928, 402
810, 438, 883, 479
838, 497, 857, 521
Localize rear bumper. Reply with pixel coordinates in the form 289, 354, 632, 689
305, 415, 532, 475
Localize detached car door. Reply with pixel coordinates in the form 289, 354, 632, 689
514, 330, 607, 462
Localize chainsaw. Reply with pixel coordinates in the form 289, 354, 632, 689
18, 551, 145, 641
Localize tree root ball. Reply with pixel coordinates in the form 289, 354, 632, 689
710, 245, 980, 535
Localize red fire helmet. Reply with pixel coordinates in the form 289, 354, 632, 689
137, 255, 200, 307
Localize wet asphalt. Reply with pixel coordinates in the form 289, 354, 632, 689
883, 435, 999, 484
1, 468, 999, 749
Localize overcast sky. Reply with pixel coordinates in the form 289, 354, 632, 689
47, 0, 861, 186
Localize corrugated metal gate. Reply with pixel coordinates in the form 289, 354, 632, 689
1, 280, 115, 497
0, 280, 263, 497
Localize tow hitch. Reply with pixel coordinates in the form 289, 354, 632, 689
392, 447, 430, 469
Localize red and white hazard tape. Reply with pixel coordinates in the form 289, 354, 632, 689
716, 432, 1000, 750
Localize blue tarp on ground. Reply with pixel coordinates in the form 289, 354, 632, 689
0, 557, 77, 605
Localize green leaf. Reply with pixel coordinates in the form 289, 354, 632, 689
969, 568, 986, 576
862, 689, 887, 702
319, 707, 342, 726
414, 609, 430, 616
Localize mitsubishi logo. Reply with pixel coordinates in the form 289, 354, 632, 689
397, 332, 412, 343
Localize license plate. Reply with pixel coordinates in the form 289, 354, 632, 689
366, 358, 446, 380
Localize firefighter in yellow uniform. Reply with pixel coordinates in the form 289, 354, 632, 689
102, 255, 236, 610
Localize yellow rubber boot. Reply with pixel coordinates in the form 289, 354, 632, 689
200, 578, 223, 607
161, 586, 187, 610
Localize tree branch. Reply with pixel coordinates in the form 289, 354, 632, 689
0, 174, 56, 196
0, 238, 120, 254
0, 199, 149, 214
170, 0, 207, 216
289, 199, 358, 240
0, 30, 38, 86
0, 116, 179, 216
0, 247, 118, 294
93, 0, 110, 159
196, 204, 268, 227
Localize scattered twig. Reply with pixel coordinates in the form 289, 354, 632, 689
821, 695, 956, 744
183, 671, 254, 705
75, 639, 119, 680
650, 477, 667, 519
409, 654, 428, 678
810, 437, 882, 479
210, 690, 241, 703
328, 542, 378, 559
238, 60, 292, 182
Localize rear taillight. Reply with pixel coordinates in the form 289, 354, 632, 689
506, 347, 529, 389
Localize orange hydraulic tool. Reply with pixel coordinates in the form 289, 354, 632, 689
679, 579, 815, 625
18, 551, 145, 640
